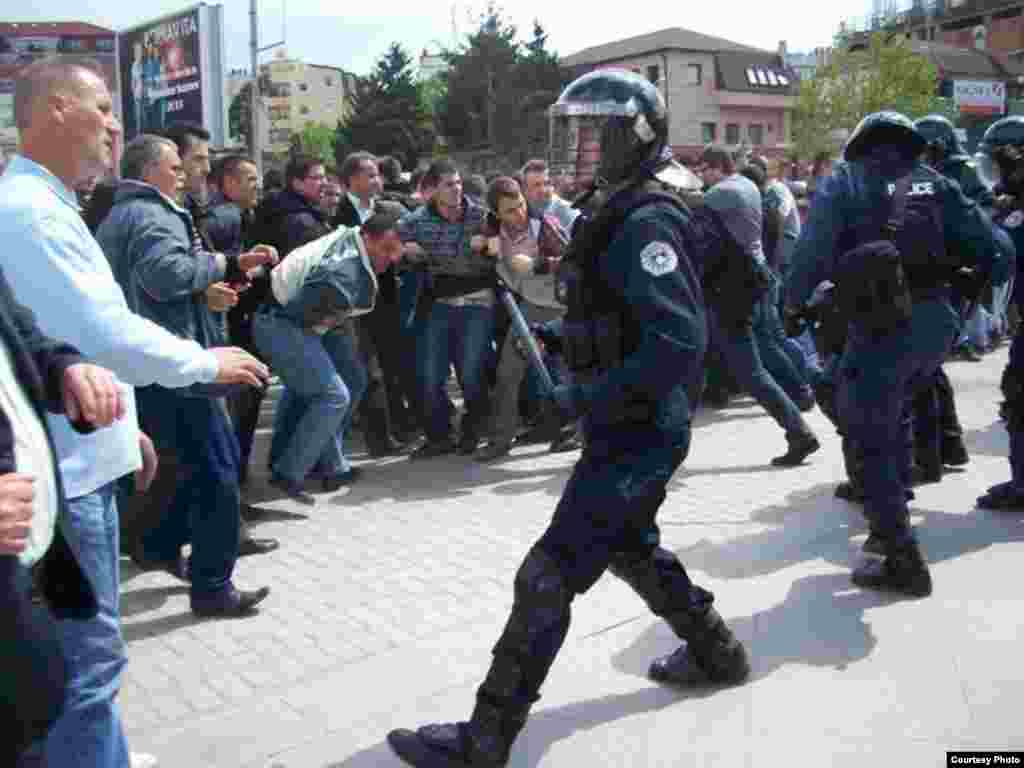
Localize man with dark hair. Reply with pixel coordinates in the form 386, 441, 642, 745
250, 154, 331, 260
521, 157, 578, 233
398, 158, 496, 458
378, 155, 410, 193
700, 145, 820, 466
476, 176, 576, 461
252, 204, 406, 503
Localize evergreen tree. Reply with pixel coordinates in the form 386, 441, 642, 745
335, 43, 435, 170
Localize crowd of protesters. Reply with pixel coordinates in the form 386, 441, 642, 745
1, 55, 1018, 768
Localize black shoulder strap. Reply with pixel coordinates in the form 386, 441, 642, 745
883, 175, 912, 242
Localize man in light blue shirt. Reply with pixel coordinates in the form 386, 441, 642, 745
4, 58, 270, 768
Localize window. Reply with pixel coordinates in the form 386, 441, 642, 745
298, 83, 308, 92
701, 123, 717, 143
687, 63, 702, 85
325, 75, 334, 86
748, 123, 764, 145
646, 64, 660, 84
725, 123, 740, 145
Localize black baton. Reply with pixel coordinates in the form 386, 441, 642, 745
495, 278, 555, 397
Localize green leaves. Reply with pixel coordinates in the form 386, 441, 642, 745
792, 33, 942, 161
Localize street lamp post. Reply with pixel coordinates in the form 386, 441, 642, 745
250, 0, 284, 176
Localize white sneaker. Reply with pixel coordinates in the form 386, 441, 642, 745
130, 753, 159, 768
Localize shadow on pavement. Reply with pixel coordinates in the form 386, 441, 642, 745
962, 419, 1008, 459
122, 610, 199, 643
665, 481, 1024, 581
323, 686, 715, 768
120, 584, 189, 619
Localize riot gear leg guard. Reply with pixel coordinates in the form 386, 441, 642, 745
609, 549, 749, 686
387, 546, 572, 768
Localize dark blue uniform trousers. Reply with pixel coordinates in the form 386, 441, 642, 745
837, 298, 959, 544
135, 387, 241, 598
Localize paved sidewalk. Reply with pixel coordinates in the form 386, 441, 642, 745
119, 348, 1024, 767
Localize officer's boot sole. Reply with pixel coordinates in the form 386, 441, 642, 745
387, 729, 476, 768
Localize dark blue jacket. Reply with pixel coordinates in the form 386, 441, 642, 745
787, 159, 1009, 310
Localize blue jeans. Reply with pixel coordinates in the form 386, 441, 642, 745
752, 279, 810, 402
21, 484, 131, 768
709, 306, 811, 437
136, 387, 240, 598
414, 302, 495, 443
253, 313, 365, 481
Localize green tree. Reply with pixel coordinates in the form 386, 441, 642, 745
438, 7, 567, 161
335, 43, 435, 170
228, 82, 253, 147
792, 33, 942, 161
290, 121, 338, 166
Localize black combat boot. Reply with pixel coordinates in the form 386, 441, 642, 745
851, 536, 932, 597
649, 605, 750, 685
388, 547, 572, 768
771, 431, 821, 467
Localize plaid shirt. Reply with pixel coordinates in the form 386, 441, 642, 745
397, 197, 494, 295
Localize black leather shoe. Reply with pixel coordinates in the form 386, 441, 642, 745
192, 586, 270, 618
268, 473, 316, 506
861, 532, 886, 556
977, 481, 1024, 510
129, 546, 190, 582
238, 537, 280, 557
410, 438, 457, 460
322, 466, 362, 491
771, 432, 820, 467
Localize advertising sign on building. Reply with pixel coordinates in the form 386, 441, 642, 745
0, 22, 119, 151
119, 3, 227, 145
954, 79, 1005, 116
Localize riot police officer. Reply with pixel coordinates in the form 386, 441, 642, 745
913, 115, 989, 476
787, 111, 1006, 597
386, 69, 749, 768
975, 116, 1024, 510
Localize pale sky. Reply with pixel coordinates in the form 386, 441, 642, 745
9, 0, 860, 75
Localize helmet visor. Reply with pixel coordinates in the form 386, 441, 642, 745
975, 152, 1000, 189
549, 113, 609, 188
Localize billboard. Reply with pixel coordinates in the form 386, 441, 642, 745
954, 79, 1006, 116
0, 23, 119, 150
118, 4, 227, 145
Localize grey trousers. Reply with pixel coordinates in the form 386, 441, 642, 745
489, 301, 564, 445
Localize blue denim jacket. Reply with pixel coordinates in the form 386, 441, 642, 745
96, 180, 227, 350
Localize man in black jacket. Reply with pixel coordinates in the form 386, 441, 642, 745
251, 154, 331, 260
0, 263, 129, 764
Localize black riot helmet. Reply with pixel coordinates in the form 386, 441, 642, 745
914, 114, 964, 161
843, 111, 926, 164
975, 116, 1024, 191
548, 68, 668, 190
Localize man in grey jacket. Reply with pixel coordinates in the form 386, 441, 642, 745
96, 134, 276, 618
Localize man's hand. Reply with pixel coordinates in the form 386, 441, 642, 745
136, 432, 158, 492
403, 242, 426, 261
206, 282, 239, 312
63, 363, 125, 429
238, 244, 279, 273
487, 236, 501, 257
211, 347, 270, 389
470, 235, 487, 253
0, 473, 34, 555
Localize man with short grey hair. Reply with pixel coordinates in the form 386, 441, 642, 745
3, 58, 271, 768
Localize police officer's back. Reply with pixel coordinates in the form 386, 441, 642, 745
787, 111, 1006, 598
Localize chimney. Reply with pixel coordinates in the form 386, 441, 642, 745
778, 40, 788, 59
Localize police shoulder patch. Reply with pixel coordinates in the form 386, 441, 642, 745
1005, 210, 1024, 229
639, 241, 678, 277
